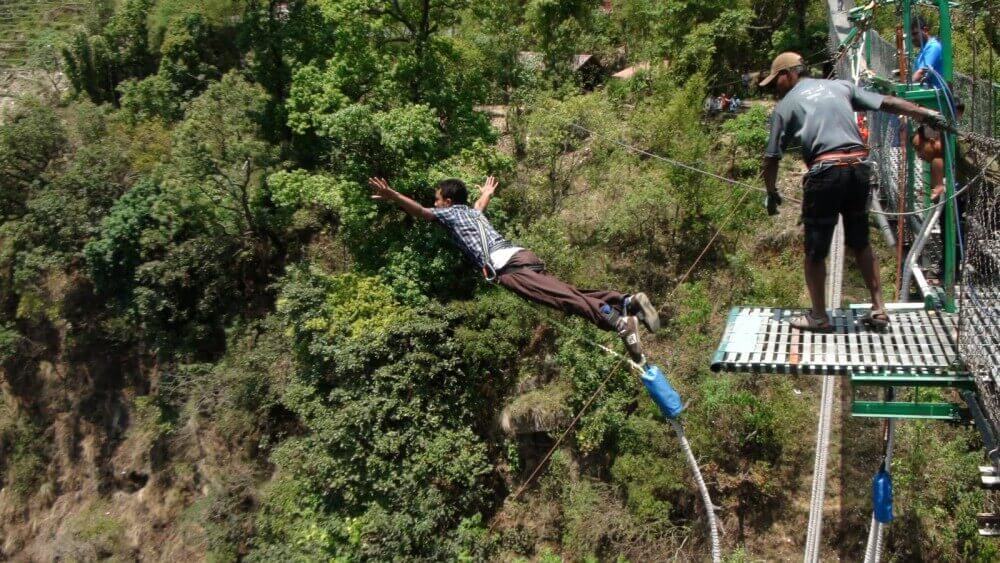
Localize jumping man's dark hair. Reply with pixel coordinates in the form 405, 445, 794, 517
436, 178, 469, 205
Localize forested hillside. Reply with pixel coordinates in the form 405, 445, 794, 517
0, 0, 996, 560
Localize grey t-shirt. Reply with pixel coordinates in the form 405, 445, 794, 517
765, 78, 885, 163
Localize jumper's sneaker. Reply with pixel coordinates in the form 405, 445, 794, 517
625, 292, 660, 333
616, 315, 645, 365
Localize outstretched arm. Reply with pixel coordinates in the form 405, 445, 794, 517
367, 177, 435, 221
473, 176, 499, 212
880, 95, 943, 125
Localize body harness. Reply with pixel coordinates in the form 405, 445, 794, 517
474, 214, 543, 282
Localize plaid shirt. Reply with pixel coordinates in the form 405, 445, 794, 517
431, 205, 514, 268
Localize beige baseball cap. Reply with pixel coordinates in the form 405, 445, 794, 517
759, 52, 805, 86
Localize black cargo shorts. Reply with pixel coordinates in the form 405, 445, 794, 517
801, 158, 874, 262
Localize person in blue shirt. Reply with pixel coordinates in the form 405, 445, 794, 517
911, 16, 944, 90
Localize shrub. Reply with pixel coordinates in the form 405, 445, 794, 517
889, 422, 1000, 562
553, 320, 633, 453
53, 502, 127, 560
0, 407, 46, 501
686, 375, 810, 525
84, 177, 243, 355
611, 418, 687, 523
721, 104, 770, 178
62, 0, 157, 104
0, 102, 68, 220
119, 75, 184, 122
0, 324, 24, 365
250, 268, 497, 560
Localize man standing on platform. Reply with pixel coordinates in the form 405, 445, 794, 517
759, 52, 949, 332
911, 16, 945, 90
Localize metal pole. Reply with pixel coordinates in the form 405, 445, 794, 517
901, 204, 944, 298
938, 0, 953, 82
939, 0, 958, 312
903, 1, 917, 217
972, 31, 977, 135
865, 29, 872, 70
871, 193, 897, 248
902, 0, 913, 80
895, 21, 910, 295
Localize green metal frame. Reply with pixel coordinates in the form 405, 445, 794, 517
851, 371, 975, 388
925, 285, 946, 309
850, 369, 973, 420
849, 1, 960, 312
938, 0, 958, 312
852, 400, 963, 419
837, 2, 971, 419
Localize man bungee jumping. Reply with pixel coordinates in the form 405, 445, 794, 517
367, 176, 660, 363
760, 52, 949, 332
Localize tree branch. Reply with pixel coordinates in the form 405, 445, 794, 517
380, 0, 416, 34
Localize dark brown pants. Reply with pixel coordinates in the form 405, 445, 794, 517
496, 250, 625, 331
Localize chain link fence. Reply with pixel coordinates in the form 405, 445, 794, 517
828, 20, 1000, 426
959, 152, 1000, 427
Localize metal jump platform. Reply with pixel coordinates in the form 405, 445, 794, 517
711, 304, 974, 419
711, 304, 962, 375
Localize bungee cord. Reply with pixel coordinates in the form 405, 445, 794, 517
489, 188, 755, 561
489, 12, 998, 560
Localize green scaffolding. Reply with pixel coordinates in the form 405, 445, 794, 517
839, 0, 1000, 420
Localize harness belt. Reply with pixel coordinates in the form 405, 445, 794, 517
496, 262, 545, 276
474, 215, 544, 282
809, 149, 869, 168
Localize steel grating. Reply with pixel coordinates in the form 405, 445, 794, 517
711, 305, 964, 375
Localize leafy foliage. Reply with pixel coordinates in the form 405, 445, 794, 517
250, 268, 494, 559
173, 71, 283, 243
3, 0, 995, 561
0, 402, 46, 501
722, 104, 770, 178
63, 0, 157, 104
120, 11, 242, 123
526, 0, 596, 82
0, 103, 67, 220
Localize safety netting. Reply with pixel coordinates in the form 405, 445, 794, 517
828, 21, 1000, 427
823, 13, 914, 225
953, 72, 1000, 138
860, 30, 1000, 282
959, 146, 1000, 427
952, 33, 1000, 426
855, 31, 932, 270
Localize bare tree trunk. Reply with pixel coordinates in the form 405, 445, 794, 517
796, 0, 808, 42
411, 0, 431, 101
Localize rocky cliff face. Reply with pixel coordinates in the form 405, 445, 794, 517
1, 329, 260, 560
